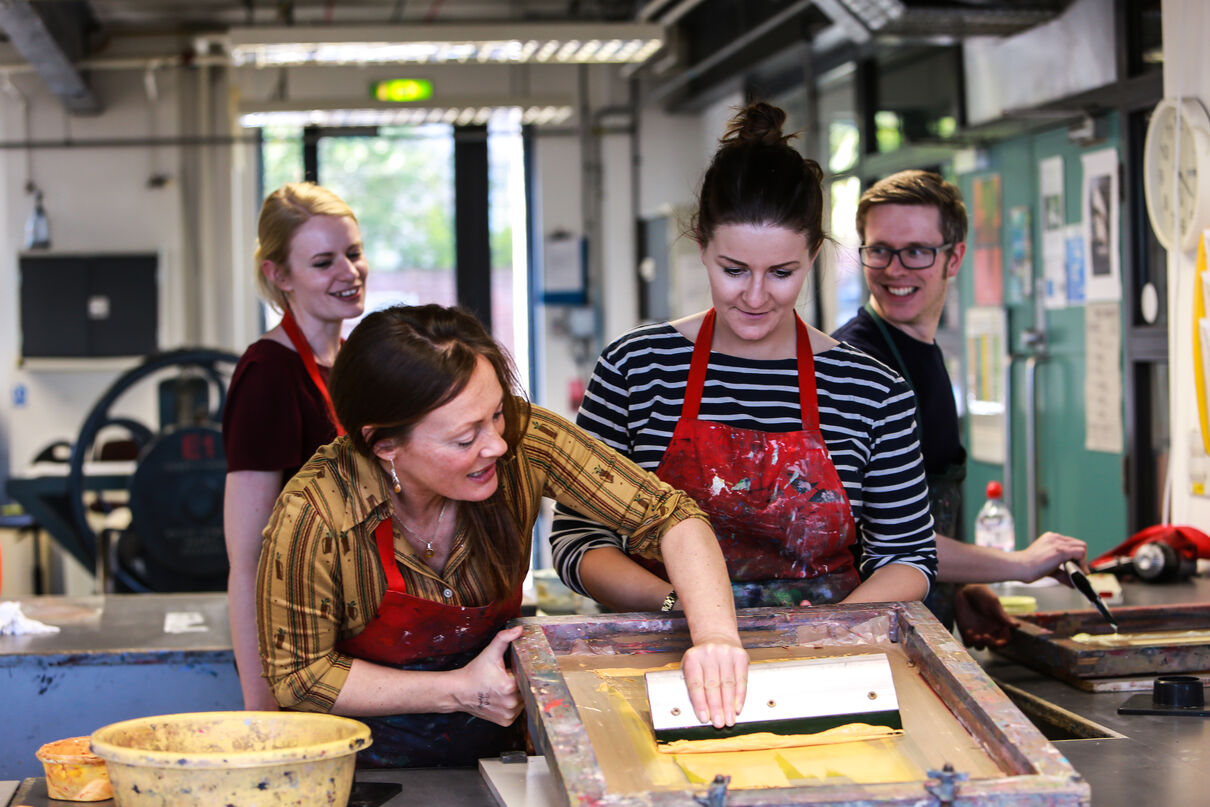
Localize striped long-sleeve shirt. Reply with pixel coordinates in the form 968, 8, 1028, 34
257, 404, 708, 712
550, 322, 937, 595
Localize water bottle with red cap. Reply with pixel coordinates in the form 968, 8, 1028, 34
974, 480, 1016, 553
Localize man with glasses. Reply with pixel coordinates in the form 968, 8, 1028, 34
834, 170, 1086, 648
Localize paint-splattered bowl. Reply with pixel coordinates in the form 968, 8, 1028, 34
35, 736, 113, 801
89, 711, 371, 806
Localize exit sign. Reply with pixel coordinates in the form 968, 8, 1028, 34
371, 78, 434, 103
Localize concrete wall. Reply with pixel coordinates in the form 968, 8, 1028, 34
1161, 0, 1210, 528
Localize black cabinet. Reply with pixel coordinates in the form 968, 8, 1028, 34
20, 253, 158, 358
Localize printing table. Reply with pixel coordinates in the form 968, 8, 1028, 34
0, 592, 240, 781
3, 579, 1209, 806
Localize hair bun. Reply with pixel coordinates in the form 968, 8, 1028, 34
721, 101, 790, 147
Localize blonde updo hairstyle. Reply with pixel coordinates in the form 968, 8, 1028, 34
254, 182, 358, 313
691, 101, 827, 255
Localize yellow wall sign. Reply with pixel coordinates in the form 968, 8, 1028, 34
371, 79, 434, 103
1195, 232, 1210, 456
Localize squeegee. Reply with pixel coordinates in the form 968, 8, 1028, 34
645, 654, 902, 744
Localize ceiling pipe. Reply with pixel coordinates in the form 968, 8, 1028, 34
642, 0, 710, 25
646, 0, 814, 105
0, 0, 101, 114
636, 0, 680, 22
0, 53, 230, 75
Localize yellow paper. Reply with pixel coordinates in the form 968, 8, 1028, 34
777, 738, 925, 784
675, 750, 791, 788
1069, 629, 1210, 647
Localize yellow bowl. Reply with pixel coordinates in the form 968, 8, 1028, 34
35, 736, 114, 802
90, 711, 371, 806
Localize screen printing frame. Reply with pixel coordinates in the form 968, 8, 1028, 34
510, 601, 1088, 807
993, 603, 1210, 684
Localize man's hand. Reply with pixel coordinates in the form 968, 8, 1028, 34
954, 584, 1017, 650
1012, 532, 1087, 584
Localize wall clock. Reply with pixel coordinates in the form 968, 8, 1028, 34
1143, 97, 1210, 252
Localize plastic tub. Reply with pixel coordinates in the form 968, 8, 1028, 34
35, 736, 114, 802
90, 711, 371, 806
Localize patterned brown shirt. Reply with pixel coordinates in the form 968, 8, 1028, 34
257, 404, 708, 712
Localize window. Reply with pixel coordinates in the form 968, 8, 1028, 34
255, 121, 531, 380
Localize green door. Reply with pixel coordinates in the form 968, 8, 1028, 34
956, 115, 1129, 559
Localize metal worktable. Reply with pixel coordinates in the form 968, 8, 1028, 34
3, 579, 1208, 806
0, 593, 240, 780
972, 576, 1210, 807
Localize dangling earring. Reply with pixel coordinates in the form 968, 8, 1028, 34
390, 460, 402, 493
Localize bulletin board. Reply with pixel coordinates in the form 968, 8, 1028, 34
956, 117, 1128, 559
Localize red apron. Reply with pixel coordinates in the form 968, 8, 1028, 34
644, 309, 860, 606
335, 518, 523, 768
280, 309, 345, 436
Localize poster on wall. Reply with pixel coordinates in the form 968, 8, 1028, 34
543, 232, 587, 304
1065, 225, 1086, 305
1084, 301, 1123, 453
1039, 155, 1067, 309
1007, 206, 1033, 302
965, 306, 1007, 464
1081, 148, 1121, 303
972, 175, 1003, 306
974, 247, 1004, 306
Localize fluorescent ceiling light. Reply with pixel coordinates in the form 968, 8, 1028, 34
238, 97, 574, 128
227, 23, 664, 67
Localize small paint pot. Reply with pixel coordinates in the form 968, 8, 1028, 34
35, 736, 114, 801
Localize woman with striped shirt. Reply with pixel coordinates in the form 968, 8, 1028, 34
550, 102, 936, 610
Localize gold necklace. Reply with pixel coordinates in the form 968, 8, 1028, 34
393, 499, 450, 560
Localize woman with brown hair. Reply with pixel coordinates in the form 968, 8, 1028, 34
257, 304, 747, 768
550, 101, 937, 610
223, 182, 368, 710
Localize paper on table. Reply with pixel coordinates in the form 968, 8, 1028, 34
0, 601, 61, 635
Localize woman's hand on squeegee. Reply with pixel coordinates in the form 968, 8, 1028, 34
681, 637, 749, 728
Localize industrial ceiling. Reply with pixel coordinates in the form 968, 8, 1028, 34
0, 0, 1076, 114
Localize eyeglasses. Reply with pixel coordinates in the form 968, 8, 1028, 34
858, 243, 953, 270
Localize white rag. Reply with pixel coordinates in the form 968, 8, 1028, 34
0, 601, 61, 635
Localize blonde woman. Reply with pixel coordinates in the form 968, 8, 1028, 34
223, 183, 368, 709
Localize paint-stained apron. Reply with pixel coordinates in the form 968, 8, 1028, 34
336, 518, 524, 768
638, 309, 860, 608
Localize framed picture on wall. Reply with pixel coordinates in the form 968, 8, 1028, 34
542, 231, 588, 305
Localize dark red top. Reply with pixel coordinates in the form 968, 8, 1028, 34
222, 339, 337, 481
